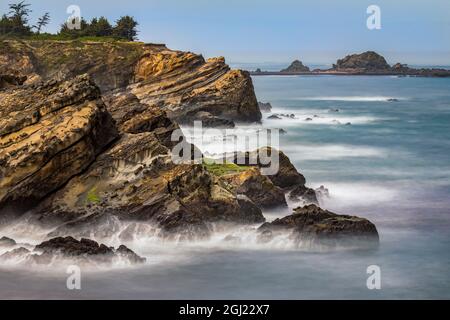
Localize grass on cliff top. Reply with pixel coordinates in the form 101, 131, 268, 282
1, 34, 136, 43
203, 158, 250, 176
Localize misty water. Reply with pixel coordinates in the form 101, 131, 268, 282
1, 75, 450, 299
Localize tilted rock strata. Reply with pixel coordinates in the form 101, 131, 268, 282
0, 40, 262, 123
0, 75, 118, 210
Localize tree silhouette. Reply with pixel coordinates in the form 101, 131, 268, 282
34, 12, 50, 34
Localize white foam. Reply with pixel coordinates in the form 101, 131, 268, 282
293, 96, 403, 102
282, 144, 386, 160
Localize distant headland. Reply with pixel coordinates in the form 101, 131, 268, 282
250, 51, 450, 77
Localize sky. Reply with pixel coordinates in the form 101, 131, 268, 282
1, 0, 449, 65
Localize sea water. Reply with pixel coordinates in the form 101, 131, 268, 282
1, 74, 449, 299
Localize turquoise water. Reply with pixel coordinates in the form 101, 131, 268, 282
1, 75, 450, 299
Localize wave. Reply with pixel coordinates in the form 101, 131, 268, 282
294, 96, 403, 102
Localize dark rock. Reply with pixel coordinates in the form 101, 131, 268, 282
281, 60, 310, 73
333, 51, 390, 72
268, 114, 282, 120
192, 111, 235, 128
0, 236, 16, 246
258, 102, 272, 113
32, 236, 146, 264
289, 185, 318, 205
305, 118, 313, 121
258, 204, 379, 249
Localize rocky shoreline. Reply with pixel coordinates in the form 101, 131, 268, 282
251, 51, 450, 77
0, 40, 379, 264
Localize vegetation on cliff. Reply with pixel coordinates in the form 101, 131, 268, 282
0, 1, 138, 41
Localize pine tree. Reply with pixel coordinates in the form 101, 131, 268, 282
113, 16, 138, 41
34, 12, 50, 34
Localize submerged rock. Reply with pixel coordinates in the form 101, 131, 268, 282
258, 204, 379, 249
1, 236, 145, 265
288, 185, 318, 205
0, 236, 16, 247
258, 102, 272, 113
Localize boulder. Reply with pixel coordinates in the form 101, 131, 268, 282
1, 236, 146, 265
258, 102, 272, 113
281, 60, 310, 73
220, 167, 287, 208
258, 204, 379, 249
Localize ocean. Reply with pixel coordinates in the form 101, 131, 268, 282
1, 74, 450, 299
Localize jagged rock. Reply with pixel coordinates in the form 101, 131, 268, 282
281, 60, 310, 73
288, 185, 318, 205
0, 74, 118, 212
258, 102, 272, 113
102, 90, 179, 146
333, 51, 390, 72
35, 236, 113, 256
315, 185, 330, 201
0, 236, 146, 265
33, 131, 264, 239
0, 40, 262, 123
268, 114, 282, 120
0, 236, 16, 246
194, 111, 235, 128
220, 167, 287, 208
227, 147, 307, 189
258, 204, 379, 249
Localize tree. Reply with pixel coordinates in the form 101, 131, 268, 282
95, 17, 112, 37
113, 16, 138, 41
7, 1, 32, 35
34, 12, 50, 34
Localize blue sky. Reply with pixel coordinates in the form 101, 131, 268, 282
1, 0, 449, 65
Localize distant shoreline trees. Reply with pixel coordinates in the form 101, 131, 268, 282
0, 1, 139, 41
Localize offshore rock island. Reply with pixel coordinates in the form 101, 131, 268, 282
0, 40, 379, 264
251, 51, 450, 77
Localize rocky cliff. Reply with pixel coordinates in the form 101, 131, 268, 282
0, 40, 378, 248
0, 40, 261, 124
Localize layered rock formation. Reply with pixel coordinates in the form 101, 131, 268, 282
0, 75, 118, 212
0, 40, 379, 250
0, 40, 261, 124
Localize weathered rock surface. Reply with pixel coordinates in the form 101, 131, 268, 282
332, 51, 390, 72
33, 130, 264, 239
0, 236, 145, 265
0, 40, 262, 123
258, 204, 379, 248
281, 60, 310, 73
288, 185, 318, 205
0, 74, 118, 211
220, 167, 287, 209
